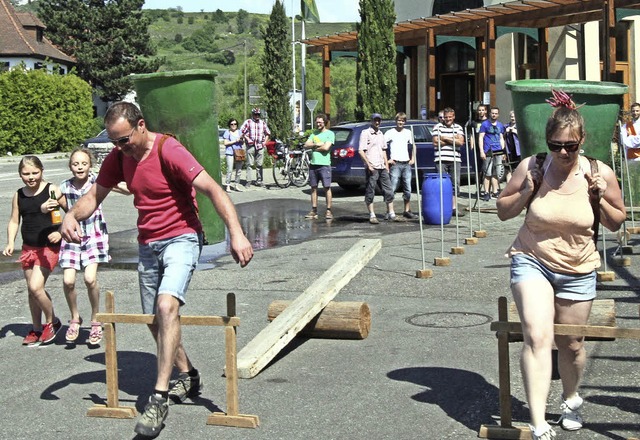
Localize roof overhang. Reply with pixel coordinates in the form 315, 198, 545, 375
302, 0, 640, 53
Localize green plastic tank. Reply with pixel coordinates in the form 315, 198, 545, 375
130, 70, 224, 243
505, 79, 628, 162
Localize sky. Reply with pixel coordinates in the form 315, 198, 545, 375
142, 0, 360, 23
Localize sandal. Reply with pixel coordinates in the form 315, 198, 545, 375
88, 321, 103, 346
65, 318, 83, 343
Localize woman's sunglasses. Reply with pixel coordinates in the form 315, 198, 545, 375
547, 141, 581, 153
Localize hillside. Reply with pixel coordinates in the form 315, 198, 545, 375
145, 9, 356, 84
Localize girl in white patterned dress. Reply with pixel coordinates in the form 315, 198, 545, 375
59, 148, 110, 346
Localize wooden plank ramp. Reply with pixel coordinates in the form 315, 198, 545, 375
236, 239, 382, 379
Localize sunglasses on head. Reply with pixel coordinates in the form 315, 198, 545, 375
547, 140, 581, 153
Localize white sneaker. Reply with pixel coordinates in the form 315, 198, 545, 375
558, 395, 584, 431
530, 424, 556, 440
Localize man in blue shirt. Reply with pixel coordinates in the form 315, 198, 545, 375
478, 107, 506, 201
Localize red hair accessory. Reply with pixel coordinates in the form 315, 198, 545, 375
546, 88, 584, 109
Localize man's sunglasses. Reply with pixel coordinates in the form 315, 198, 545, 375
547, 140, 581, 153
109, 127, 136, 146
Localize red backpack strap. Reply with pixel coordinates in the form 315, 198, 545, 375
157, 133, 199, 217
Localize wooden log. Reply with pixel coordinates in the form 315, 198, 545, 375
267, 300, 370, 339
236, 239, 381, 379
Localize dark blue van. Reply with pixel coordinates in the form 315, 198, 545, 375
330, 120, 479, 190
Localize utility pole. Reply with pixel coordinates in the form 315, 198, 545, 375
244, 39, 247, 120
291, 2, 297, 129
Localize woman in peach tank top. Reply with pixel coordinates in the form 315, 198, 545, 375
496, 91, 626, 440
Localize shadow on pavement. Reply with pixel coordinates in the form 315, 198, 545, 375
387, 366, 528, 432
40, 351, 223, 414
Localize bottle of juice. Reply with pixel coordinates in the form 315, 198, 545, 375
50, 190, 62, 225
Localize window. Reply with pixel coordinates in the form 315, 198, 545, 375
408, 124, 433, 143
0, 62, 9, 72
34, 62, 45, 70
332, 128, 353, 146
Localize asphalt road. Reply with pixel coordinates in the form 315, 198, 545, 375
0, 153, 638, 440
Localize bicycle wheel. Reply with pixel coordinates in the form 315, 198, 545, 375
272, 157, 290, 188
290, 154, 309, 187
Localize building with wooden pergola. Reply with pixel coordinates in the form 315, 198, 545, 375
303, 0, 640, 123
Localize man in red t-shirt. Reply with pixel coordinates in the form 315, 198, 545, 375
61, 101, 253, 437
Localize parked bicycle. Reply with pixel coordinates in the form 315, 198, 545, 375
270, 138, 310, 188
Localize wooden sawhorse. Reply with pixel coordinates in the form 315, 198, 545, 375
86, 291, 259, 428
479, 296, 640, 439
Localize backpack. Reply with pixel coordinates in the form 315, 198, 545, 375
527, 152, 601, 243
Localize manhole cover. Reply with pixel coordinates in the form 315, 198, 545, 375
405, 312, 492, 329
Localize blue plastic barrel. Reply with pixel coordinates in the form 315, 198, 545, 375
422, 173, 453, 225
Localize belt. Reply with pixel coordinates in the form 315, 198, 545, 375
394, 160, 410, 164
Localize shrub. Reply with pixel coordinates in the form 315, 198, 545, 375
0, 64, 94, 155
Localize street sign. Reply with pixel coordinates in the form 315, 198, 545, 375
305, 100, 318, 111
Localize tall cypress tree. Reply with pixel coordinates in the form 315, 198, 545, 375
260, 0, 292, 141
355, 0, 397, 121
38, 0, 162, 101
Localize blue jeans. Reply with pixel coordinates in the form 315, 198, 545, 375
138, 233, 203, 314
390, 162, 412, 201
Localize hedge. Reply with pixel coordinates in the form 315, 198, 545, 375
0, 64, 94, 155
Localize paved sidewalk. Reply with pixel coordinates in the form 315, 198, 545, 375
0, 166, 638, 440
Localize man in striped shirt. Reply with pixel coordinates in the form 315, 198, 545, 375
432, 108, 466, 217
240, 108, 271, 188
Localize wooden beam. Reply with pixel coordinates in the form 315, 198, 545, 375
95, 313, 240, 327
236, 239, 382, 379
488, 18, 496, 106
427, 30, 437, 115
604, 0, 617, 80
491, 322, 640, 339
537, 27, 549, 79
410, 46, 418, 118
322, 45, 331, 120
476, 35, 485, 102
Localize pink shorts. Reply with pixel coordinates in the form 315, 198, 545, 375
19, 244, 60, 271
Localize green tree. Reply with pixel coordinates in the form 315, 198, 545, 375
261, 0, 292, 140
237, 8, 249, 34
331, 58, 357, 124
355, 0, 397, 120
38, 0, 162, 102
212, 9, 226, 23
182, 24, 219, 53
223, 51, 263, 124
302, 55, 356, 126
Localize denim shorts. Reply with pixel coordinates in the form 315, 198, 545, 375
138, 233, 203, 314
510, 253, 596, 301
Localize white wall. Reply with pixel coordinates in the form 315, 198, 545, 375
0, 57, 73, 73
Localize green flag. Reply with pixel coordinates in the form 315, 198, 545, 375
301, 0, 320, 23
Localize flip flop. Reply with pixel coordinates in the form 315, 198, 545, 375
65, 318, 83, 343
88, 321, 103, 346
